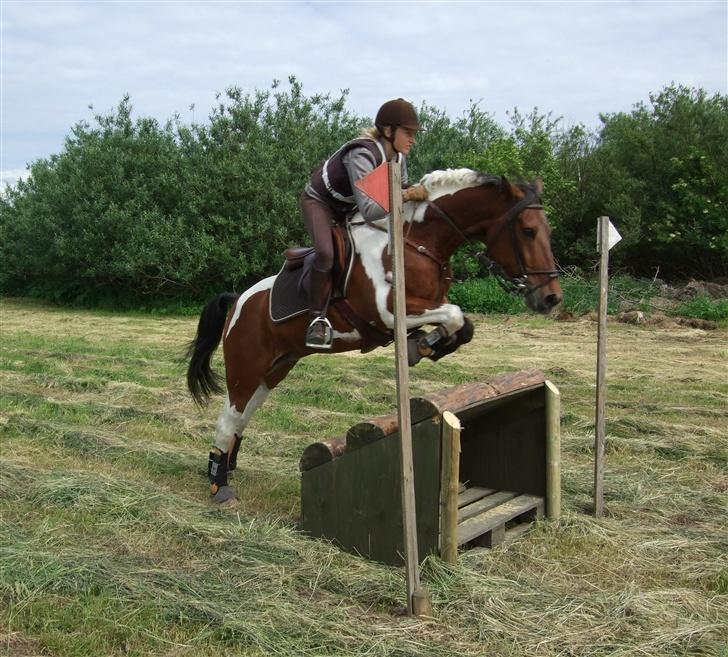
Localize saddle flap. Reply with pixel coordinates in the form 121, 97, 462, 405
271, 226, 352, 323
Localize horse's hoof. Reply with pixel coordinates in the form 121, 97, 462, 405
407, 330, 426, 366
212, 485, 238, 504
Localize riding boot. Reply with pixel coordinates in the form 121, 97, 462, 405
305, 267, 333, 349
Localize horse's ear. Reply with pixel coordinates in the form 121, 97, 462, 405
500, 175, 513, 198
533, 178, 543, 195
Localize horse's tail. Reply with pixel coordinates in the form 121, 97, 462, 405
186, 292, 239, 406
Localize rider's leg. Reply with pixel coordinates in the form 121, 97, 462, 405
301, 193, 335, 348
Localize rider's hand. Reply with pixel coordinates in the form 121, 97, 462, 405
402, 185, 428, 203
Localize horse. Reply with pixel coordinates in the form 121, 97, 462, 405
186, 169, 562, 502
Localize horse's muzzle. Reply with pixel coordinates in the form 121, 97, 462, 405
527, 288, 562, 314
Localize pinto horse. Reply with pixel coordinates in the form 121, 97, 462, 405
187, 169, 562, 502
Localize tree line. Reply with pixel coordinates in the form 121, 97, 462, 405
1, 77, 726, 306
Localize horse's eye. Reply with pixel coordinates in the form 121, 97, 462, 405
523, 227, 536, 238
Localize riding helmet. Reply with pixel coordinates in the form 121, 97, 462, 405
375, 98, 421, 132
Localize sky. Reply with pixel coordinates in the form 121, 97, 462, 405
1, 0, 727, 188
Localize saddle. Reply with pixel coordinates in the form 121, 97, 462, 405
269, 225, 393, 352
269, 226, 352, 323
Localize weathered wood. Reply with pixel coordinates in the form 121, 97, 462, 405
545, 380, 561, 520
347, 370, 548, 450
439, 411, 461, 565
389, 159, 428, 616
411, 369, 547, 422
346, 415, 399, 450
299, 437, 346, 472
594, 216, 610, 518
457, 486, 496, 508
457, 494, 545, 546
457, 490, 518, 523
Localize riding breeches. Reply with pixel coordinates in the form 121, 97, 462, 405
301, 192, 336, 273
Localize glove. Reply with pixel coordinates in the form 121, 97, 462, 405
402, 184, 428, 203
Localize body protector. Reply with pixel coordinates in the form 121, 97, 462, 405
308, 138, 390, 214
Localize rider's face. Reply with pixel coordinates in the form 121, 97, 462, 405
393, 126, 417, 155
383, 126, 417, 156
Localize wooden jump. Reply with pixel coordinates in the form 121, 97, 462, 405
299, 369, 561, 565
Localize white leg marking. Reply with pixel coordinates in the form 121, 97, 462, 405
404, 303, 465, 334
225, 276, 276, 339
214, 385, 271, 451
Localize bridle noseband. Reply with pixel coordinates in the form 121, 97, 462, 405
426, 189, 559, 298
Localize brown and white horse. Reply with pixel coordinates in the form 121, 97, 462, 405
187, 169, 562, 502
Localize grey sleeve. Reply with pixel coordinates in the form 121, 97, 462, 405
401, 155, 409, 187
343, 147, 388, 222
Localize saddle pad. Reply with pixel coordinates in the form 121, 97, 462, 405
269, 225, 356, 324
269, 252, 314, 323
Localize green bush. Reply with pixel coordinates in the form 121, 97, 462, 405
2, 79, 726, 309
447, 277, 526, 315
670, 296, 728, 321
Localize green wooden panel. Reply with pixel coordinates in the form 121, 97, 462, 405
300, 415, 441, 565
458, 387, 546, 497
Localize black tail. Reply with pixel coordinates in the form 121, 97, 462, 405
186, 293, 239, 406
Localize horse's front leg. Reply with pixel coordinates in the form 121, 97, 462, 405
388, 298, 474, 366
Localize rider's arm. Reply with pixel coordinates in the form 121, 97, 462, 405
343, 147, 388, 222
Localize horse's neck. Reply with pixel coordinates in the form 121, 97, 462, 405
407, 188, 503, 260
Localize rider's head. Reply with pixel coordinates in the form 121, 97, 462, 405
375, 98, 421, 156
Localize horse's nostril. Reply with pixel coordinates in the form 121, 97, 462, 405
545, 294, 561, 308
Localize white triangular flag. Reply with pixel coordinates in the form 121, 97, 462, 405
597, 218, 622, 252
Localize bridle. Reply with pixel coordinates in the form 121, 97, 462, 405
425, 188, 559, 298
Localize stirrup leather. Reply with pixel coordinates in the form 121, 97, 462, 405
305, 316, 334, 349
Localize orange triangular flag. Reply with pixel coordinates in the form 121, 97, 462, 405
353, 162, 390, 212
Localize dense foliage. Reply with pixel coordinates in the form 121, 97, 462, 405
1, 79, 726, 305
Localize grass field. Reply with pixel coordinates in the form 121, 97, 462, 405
1, 297, 726, 657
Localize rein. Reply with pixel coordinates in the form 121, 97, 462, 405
425, 190, 559, 298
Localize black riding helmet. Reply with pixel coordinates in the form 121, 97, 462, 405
375, 98, 421, 151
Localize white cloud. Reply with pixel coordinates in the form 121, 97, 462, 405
1, 0, 726, 171
1, 168, 30, 191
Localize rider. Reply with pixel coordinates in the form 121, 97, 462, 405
301, 98, 429, 348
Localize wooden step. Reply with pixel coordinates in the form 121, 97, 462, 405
456, 494, 544, 547
457, 486, 496, 508
458, 490, 519, 523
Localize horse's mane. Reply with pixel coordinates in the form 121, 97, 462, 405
419, 168, 540, 201
419, 168, 501, 201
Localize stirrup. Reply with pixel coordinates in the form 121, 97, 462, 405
305, 316, 334, 349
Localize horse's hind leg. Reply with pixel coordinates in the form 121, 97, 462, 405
209, 354, 299, 503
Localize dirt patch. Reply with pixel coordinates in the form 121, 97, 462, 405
659, 280, 728, 301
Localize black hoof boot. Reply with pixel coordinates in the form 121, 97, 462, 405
208, 448, 238, 502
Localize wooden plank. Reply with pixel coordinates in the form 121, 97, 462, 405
457, 494, 545, 546
457, 490, 518, 523
439, 411, 461, 564
457, 486, 495, 508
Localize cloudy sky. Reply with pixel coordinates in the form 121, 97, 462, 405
1, 0, 726, 188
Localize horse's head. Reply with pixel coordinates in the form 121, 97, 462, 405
478, 177, 562, 314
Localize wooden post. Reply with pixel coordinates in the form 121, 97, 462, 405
388, 160, 432, 616
439, 411, 461, 564
544, 381, 561, 521
594, 216, 610, 518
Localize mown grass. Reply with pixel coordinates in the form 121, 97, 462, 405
1, 297, 726, 657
